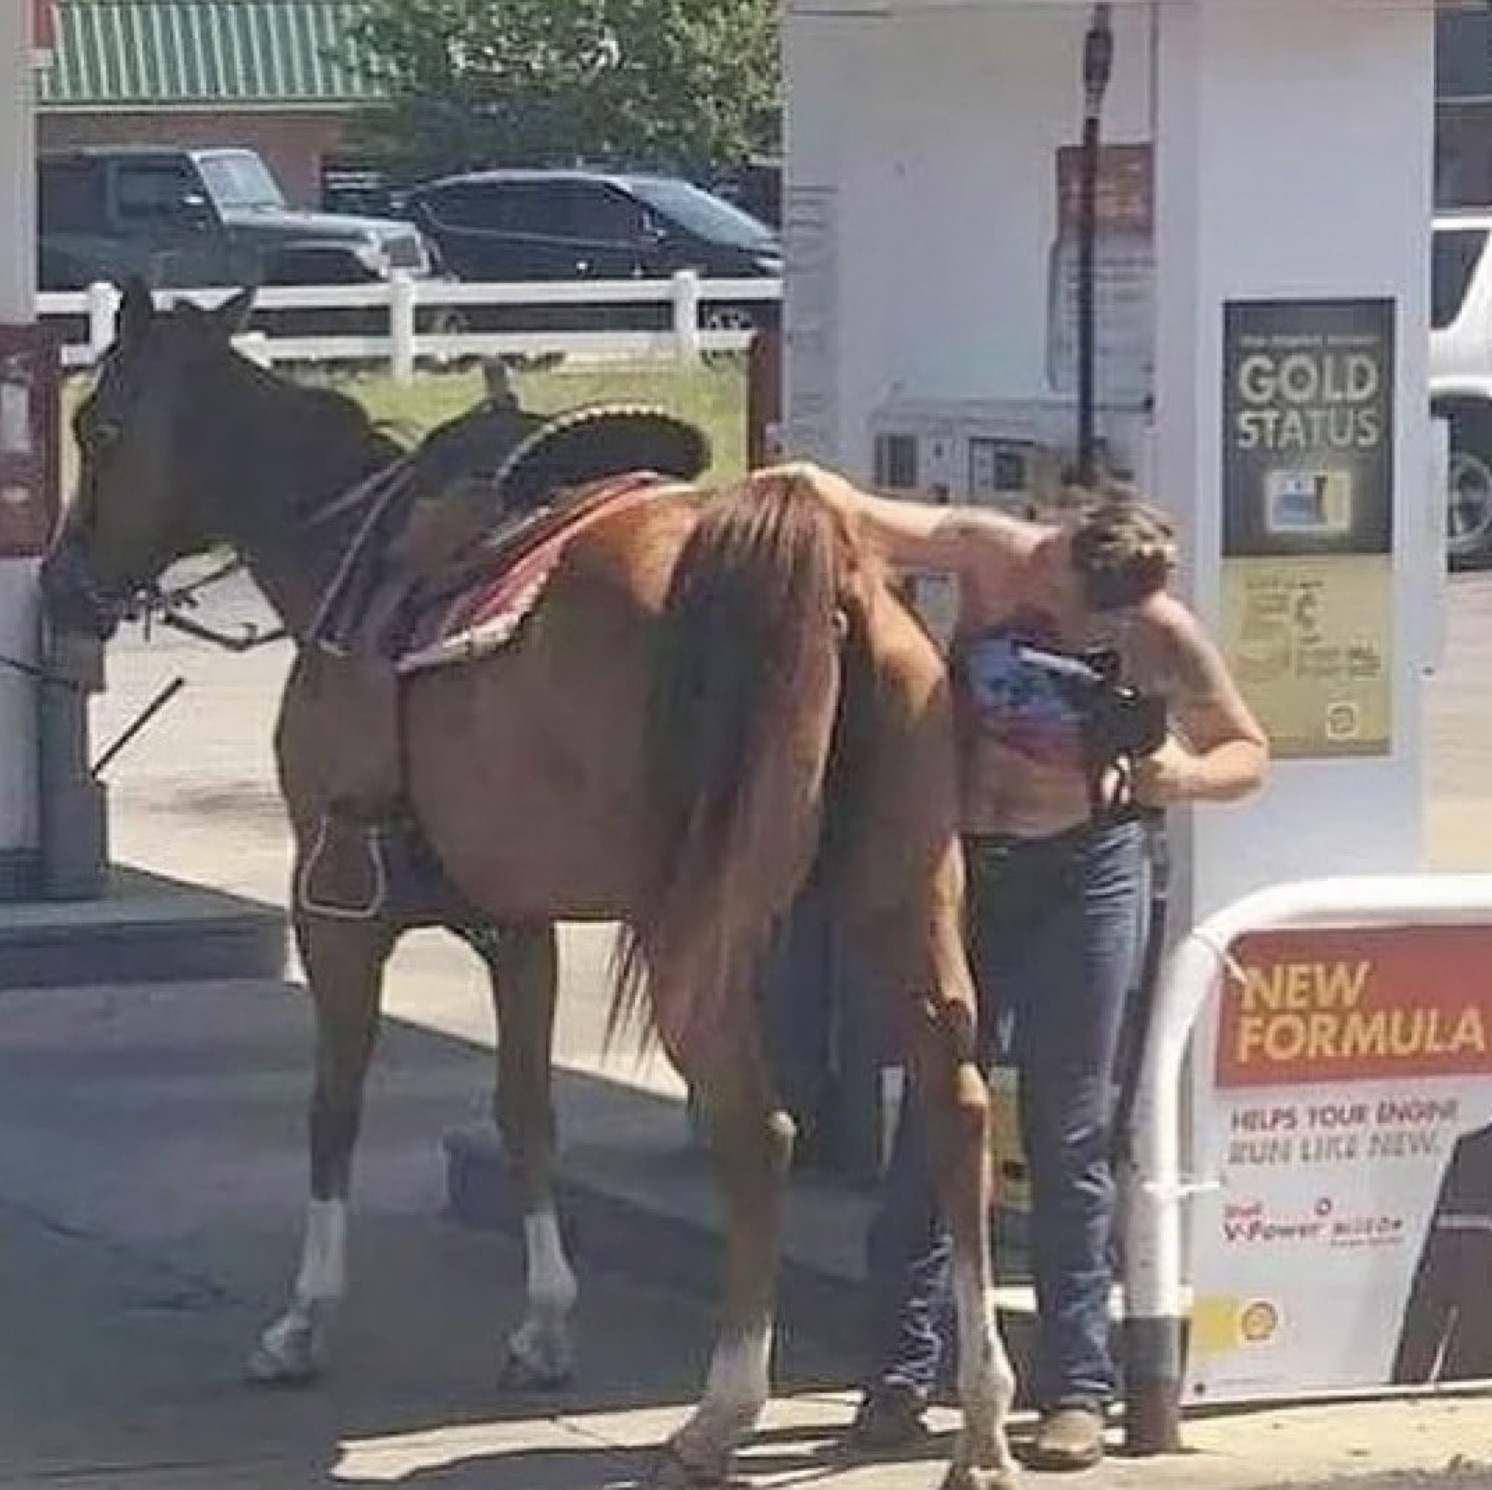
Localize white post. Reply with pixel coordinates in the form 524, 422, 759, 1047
234, 330, 273, 369
389, 270, 416, 385
672, 269, 703, 365
0, 0, 42, 893
86, 280, 118, 362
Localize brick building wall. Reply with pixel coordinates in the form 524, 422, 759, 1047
36, 0, 378, 209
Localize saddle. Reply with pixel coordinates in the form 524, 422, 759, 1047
312, 392, 711, 659
295, 387, 710, 921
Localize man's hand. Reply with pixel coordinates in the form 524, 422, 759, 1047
770, 461, 1004, 576
1131, 736, 1200, 808
774, 461, 864, 519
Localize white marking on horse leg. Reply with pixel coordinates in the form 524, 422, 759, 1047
295, 1197, 349, 1303
666, 1322, 773, 1479
950, 1260, 1018, 1481
525, 1209, 576, 1315
701, 1324, 772, 1428
247, 1199, 348, 1384
503, 1207, 579, 1388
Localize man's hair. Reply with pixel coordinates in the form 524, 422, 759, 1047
1064, 483, 1178, 612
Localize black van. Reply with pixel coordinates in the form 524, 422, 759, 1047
405, 168, 781, 287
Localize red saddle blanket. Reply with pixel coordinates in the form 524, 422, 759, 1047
394, 472, 669, 676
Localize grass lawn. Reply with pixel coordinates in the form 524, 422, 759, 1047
60, 355, 751, 491
297, 357, 751, 483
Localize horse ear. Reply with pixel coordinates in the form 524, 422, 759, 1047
212, 286, 257, 338
116, 277, 155, 344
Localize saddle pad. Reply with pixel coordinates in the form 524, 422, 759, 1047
394, 472, 669, 676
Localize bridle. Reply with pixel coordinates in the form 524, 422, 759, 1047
62, 324, 415, 652
62, 418, 414, 654
130, 454, 415, 653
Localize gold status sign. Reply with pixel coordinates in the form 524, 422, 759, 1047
1219, 299, 1395, 759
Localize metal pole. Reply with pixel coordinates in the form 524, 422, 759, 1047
1077, 3, 1113, 485
0, 0, 42, 895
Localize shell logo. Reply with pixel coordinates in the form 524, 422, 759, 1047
1239, 1298, 1281, 1345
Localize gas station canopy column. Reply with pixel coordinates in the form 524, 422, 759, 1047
0, 0, 47, 896
1, 0, 107, 901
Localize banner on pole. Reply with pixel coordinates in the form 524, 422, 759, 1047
1218, 296, 1397, 759
1186, 925, 1492, 1404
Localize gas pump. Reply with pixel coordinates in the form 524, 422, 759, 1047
869, 393, 1151, 638
0, 325, 107, 899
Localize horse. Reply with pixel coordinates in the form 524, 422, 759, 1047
40, 281, 1019, 1490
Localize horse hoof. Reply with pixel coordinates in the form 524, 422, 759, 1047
645, 1445, 745, 1490
940, 1465, 1022, 1490
499, 1322, 574, 1392
245, 1343, 320, 1387
498, 1344, 573, 1393
245, 1317, 321, 1387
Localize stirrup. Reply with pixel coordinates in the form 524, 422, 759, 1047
295, 814, 390, 921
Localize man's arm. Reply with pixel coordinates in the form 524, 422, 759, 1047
777, 462, 1020, 576
1133, 600, 1269, 807
1148, 603, 1270, 804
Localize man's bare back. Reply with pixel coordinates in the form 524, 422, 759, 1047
792, 463, 1269, 836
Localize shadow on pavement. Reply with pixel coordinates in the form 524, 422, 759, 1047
0, 978, 862, 1489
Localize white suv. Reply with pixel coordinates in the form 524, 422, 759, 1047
1432, 209, 1492, 566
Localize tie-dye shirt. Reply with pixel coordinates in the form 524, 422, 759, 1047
951, 609, 1090, 772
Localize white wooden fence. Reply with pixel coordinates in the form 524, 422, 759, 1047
36, 270, 783, 381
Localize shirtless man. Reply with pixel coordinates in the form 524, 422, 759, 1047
799, 466, 1268, 1470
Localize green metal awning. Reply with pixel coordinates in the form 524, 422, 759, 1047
39, 0, 386, 111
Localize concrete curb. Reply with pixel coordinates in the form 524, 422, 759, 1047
0, 864, 286, 988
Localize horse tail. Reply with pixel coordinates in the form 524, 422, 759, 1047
609, 469, 859, 1069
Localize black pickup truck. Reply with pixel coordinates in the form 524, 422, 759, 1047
38, 146, 433, 292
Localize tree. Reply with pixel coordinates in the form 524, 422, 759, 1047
348, 0, 780, 183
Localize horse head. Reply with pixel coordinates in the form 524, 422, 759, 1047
42, 279, 257, 639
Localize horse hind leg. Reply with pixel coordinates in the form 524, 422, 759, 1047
248, 912, 394, 1385
653, 1037, 791, 1489
461, 922, 578, 1391
904, 908, 1019, 1490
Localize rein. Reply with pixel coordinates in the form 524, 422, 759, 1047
127, 453, 414, 654
127, 561, 288, 654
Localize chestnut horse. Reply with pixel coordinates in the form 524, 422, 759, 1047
40, 283, 1017, 1490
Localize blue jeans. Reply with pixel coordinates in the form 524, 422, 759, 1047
863, 817, 1149, 1410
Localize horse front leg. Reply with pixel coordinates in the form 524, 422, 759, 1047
459, 921, 578, 1390
248, 910, 395, 1384
910, 899, 1019, 1490
655, 1036, 793, 1488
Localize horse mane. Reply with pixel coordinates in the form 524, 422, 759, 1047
204, 359, 406, 522
262, 374, 406, 474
